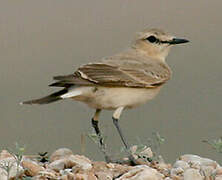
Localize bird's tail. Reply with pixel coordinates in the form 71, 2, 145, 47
20, 89, 68, 105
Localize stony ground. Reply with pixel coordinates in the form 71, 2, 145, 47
0, 146, 222, 180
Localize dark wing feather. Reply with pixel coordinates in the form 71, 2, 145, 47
49, 73, 94, 87
76, 62, 171, 87
50, 61, 171, 88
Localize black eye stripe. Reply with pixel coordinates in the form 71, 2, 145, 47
160, 40, 169, 44
145, 36, 171, 44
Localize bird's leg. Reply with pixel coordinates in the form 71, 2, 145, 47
91, 109, 104, 146
112, 107, 129, 149
91, 109, 111, 162
112, 107, 136, 165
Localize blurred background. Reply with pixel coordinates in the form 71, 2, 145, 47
1, 0, 222, 162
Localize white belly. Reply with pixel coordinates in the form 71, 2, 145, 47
70, 86, 161, 110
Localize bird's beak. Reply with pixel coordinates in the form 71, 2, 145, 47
168, 38, 189, 45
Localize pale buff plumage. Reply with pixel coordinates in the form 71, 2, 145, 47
48, 29, 176, 110
21, 28, 189, 157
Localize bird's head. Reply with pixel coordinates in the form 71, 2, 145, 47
133, 28, 189, 61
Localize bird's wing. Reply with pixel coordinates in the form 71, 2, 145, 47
50, 59, 171, 88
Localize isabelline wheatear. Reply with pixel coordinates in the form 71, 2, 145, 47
21, 28, 189, 161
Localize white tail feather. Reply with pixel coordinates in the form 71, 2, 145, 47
60, 90, 82, 98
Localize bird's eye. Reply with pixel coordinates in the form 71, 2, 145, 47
146, 36, 157, 43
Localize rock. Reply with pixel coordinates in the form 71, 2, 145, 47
177, 154, 220, 179
92, 161, 108, 170
92, 161, 131, 179
110, 163, 132, 178
0, 168, 7, 180
50, 148, 73, 162
95, 171, 113, 180
173, 160, 190, 170
140, 147, 153, 158
0, 157, 24, 179
216, 175, 222, 180
73, 173, 97, 180
74, 173, 88, 180
156, 162, 171, 176
171, 160, 190, 178
49, 159, 66, 171
116, 165, 164, 180
216, 167, 222, 175
189, 161, 201, 169
149, 159, 170, 177
32, 175, 45, 180
183, 168, 203, 180
170, 167, 184, 176
157, 162, 171, 170
164, 178, 172, 180
2, 147, 222, 180
21, 160, 45, 176
200, 165, 214, 178
179, 154, 218, 168
170, 175, 183, 180
38, 169, 58, 179
67, 172, 75, 180
49, 154, 92, 172
59, 168, 72, 176
130, 145, 153, 159
68, 154, 92, 170
61, 174, 68, 180
0, 150, 13, 160
87, 172, 98, 180
60, 170, 75, 180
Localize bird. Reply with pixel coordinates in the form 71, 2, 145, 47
21, 28, 189, 161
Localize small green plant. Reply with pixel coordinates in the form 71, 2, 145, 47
135, 132, 165, 161
88, 132, 108, 154
87, 132, 107, 147
0, 142, 26, 180
10, 142, 25, 179
87, 132, 113, 162
88, 133, 101, 144
147, 132, 165, 151
203, 137, 222, 153
0, 160, 14, 180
